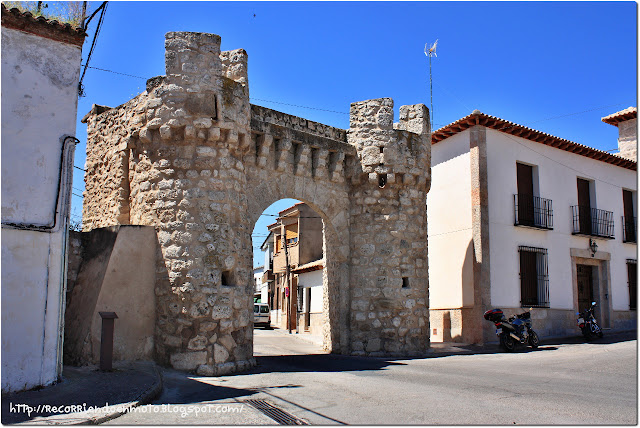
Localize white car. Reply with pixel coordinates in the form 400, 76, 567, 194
254, 303, 271, 328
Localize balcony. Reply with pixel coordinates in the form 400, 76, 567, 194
622, 216, 637, 243
571, 206, 615, 239
514, 194, 553, 230
262, 270, 275, 284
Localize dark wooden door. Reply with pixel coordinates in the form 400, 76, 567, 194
577, 178, 592, 234
305, 288, 311, 330
623, 189, 635, 241
290, 277, 298, 330
577, 264, 593, 314
517, 163, 534, 226
628, 262, 637, 310
520, 250, 538, 306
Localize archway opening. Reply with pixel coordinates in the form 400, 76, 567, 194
251, 198, 330, 356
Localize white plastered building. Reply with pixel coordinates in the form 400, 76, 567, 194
428, 109, 637, 344
1, 5, 85, 392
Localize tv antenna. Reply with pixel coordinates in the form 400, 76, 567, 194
424, 39, 438, 127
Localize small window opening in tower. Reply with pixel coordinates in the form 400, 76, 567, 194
379, 173, 387, 188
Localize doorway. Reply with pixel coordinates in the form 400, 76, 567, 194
577, 264, 594, 314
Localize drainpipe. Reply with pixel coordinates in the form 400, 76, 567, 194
2, 135, 79, 383
54, 136, 78, 380
1, 135, 79, 233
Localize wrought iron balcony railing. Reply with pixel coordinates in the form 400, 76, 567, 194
622, 216, 637, 243
514, 194, 553, 230
571, 205, 615, 239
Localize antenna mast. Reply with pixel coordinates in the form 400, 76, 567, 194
424, 39, 438, 128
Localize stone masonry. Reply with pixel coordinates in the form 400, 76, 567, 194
82, 31, 431, 374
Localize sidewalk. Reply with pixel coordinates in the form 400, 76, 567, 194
1, 361, 162, 425
427, 328, 637, 357
266, 325, 636, 357
270, 327, 324, 348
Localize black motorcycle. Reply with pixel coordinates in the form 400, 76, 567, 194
577, 301, 603, 340
484, 309, 540, 352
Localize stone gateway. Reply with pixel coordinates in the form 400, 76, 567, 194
81, 32, 431, 375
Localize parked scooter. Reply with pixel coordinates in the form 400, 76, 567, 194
577, 301, 603, 341
484, 308, 540, 352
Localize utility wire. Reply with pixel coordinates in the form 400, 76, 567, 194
527, 102, 628, 125
80, 65, 147, 80
68, 62, 627, 132
74, 165, 86, 172
259, 213, 322, 219
83, 1, 107, 29
78, 1, 108, 97
499, 130, 633, 190
250, 98, 349, 115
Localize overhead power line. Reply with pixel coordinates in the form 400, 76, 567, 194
81, 65, 147, 80
259, 213, 322, 219
499, 129, 633, 190
83, 1, 107, 29
69, 61, 627, 133
250, 98, 348, 115
528, 102, 628, 125
78, 1, 108, 97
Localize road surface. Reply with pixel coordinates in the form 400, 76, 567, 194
107, 328, 637, 425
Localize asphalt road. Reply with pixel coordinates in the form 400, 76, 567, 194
107, 329, 637, 425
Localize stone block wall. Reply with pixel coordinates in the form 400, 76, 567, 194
347, 99, 431, 356
82, 31, 432, 372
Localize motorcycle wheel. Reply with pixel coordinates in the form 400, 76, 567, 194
582, 326, 594, 341
528, 330, 540, 349
500, 333, 516, 352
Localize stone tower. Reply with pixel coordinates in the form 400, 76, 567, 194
348, 99, 431, 355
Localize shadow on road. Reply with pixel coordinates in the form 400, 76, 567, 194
251, 330, 637, 371
252, 353, 407, 374
153, 370, 258, 405
541, 330, 637, 346
148, 331, 637, 407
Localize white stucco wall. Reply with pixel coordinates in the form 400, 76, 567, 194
1, 27, 82, 392
485, 128, 637, 311
253, 267, 264, 292
297, 269, 323, 313
427, 131, 474, 309
1, 28, 80, 223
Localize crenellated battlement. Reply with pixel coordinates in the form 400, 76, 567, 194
349, 98, 430, 188
249, 105, 355, 183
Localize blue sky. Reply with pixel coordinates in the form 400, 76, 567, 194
71, 1, 637, 266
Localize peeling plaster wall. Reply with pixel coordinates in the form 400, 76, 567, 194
1, 28, 80, 223
1, 27, 82, 392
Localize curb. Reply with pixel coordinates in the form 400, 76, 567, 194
16, 364, 164, 426
83, 364, 163, 425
